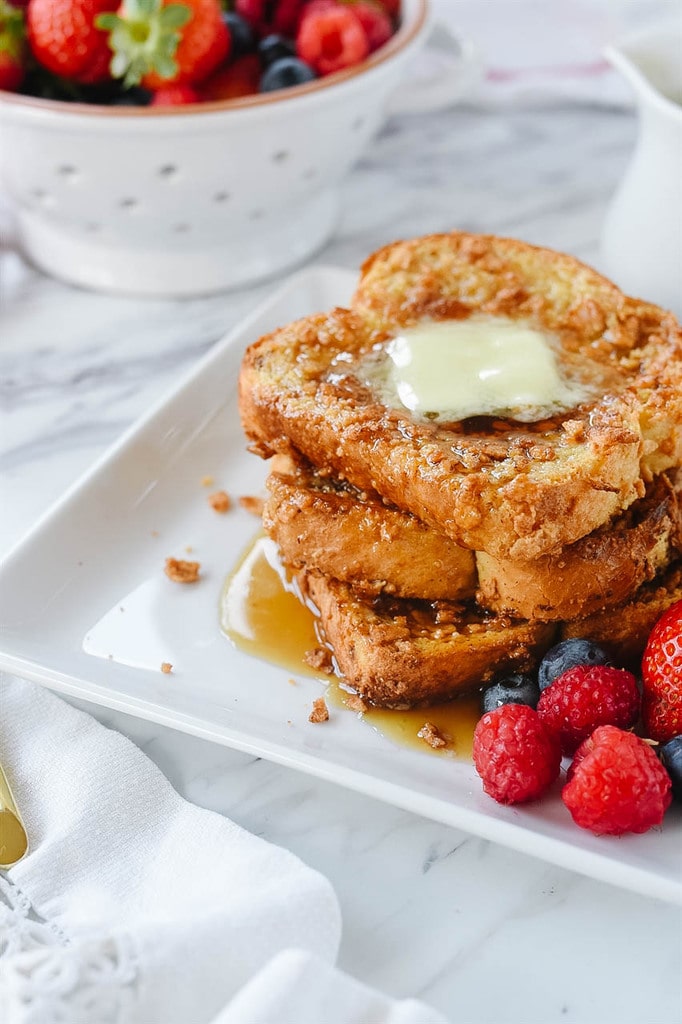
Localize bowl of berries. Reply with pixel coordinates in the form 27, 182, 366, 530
0, 0, 472, 295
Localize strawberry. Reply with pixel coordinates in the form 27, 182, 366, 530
0, 0, 25, 92
151, 81, 198, 103
641, 600, 682, 743
27, 0, 117, 84
97, 0, 229, 89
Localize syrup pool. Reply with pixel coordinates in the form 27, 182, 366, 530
220, 534, 479, 760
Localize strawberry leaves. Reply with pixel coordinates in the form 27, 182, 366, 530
97, 0, 191, 87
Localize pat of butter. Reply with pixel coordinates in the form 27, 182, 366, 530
380, 318, 585, 422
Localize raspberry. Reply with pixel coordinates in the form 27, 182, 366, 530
236, 0, 304, 37
350, 1, 392, 52
473, 704, 562, 805
536, 664, 640, 755
297, 5, 369, 76
562, 726, 672, 835
641, 600, 682, 743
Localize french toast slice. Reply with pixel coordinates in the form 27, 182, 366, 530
302, 561, 681, 709
264, 456, 680, 616
560, 560, 682, 665
263, 455, 476, 601
302, 572, 556, 708
240, 232, 682, 560
475, 471, 682, 620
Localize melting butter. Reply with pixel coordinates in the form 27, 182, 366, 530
364, 318, 590, 423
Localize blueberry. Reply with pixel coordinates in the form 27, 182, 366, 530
260, 57, 316, 93
482, 673, 541, 713
538, 638, 611, 691
258, 34, 297, 68
660, 736, 682, 801
223, 12, 256, 60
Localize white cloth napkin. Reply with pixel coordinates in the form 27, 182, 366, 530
0, 677, 448, 1024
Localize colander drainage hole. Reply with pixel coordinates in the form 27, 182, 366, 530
57, 164, 79, 180
119, 198, 138, 210
173, 223, 190, 233
272, 150, 289, 163
158, 164, 178, 179
249, 209, 264, 221
214, 191, 230, 202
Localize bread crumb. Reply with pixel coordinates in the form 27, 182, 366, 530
164, 557, 200, 583
288, 678, 297, 686
209, 490, 232, 513
308, 697, 329, 723
151, 530, 159, 538
185, 545, 193, 553
201, 475, 214, 487
239, 495, 264, 517
417, 722, 447, 749
346, 694, 368, 713
304, 646, 334, 674
161, 662, 173, 674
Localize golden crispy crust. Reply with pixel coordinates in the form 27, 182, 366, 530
476, 472, 682, 620
303, 572, 556, 708
263, 455, 476, 600
560, 561, 682, 665
240, 233, 682, 560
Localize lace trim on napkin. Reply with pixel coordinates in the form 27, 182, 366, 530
0, 876, 138, 1024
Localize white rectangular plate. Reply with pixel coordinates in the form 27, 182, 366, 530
1, 266, 680, 905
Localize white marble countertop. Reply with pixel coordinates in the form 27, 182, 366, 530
2, 99, 681, 1024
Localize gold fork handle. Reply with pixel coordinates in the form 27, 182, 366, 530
0, 762, 28, 869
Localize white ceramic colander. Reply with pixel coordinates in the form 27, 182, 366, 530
0, 0, 476, 296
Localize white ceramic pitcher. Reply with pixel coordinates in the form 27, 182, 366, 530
601, 20, 682, 316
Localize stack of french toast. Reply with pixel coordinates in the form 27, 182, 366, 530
239, 233, 682, 708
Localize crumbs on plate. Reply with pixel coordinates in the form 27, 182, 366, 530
164, 557, 200, 583
417, 722, 447, 750
304, 646, 334, 674
208, 490, 232, 513
345, 694, 368, 713
239, 495, 264, 517
308, 697, 329, 723
201, 475, 215, 487
161, 662, 173, 674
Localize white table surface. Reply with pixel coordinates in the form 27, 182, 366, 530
2, 96, 682, 1023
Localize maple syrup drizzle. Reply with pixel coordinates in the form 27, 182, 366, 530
220, 534, 478, 760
